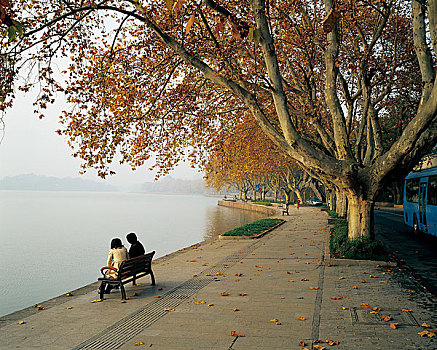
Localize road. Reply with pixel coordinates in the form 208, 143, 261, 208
374, 208, 437, 296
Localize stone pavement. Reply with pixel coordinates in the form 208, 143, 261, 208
1, 207, 436, 349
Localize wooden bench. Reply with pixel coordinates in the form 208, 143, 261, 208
98, 251, 156, 300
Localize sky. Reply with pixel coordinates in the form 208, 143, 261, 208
0, 90, 202, 188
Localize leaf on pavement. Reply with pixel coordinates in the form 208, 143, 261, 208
390, 322, 399, 329
380, 315, 392, 322
231, 331, 243, 337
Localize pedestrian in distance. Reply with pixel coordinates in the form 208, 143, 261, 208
126, 232, 145, 258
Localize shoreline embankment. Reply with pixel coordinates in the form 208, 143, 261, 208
217, 200, 278, 216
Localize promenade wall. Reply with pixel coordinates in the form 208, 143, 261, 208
217, 200, 278, 216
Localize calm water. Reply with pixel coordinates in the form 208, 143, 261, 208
0, 191, 265, 317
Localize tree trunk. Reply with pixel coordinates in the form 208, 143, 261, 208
346, 195, 375, 240
328, 191, 334, 211
284, 190, 291, 203
336, 190, 347, 217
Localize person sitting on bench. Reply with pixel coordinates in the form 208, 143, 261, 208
103, 238, 129, 293
282, 202, 290, 216
126, 232, 145, 258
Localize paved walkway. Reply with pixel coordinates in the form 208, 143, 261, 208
1, 207, 436, 349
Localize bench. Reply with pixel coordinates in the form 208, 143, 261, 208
98, 251, 156, 300
282, 204, 289, 216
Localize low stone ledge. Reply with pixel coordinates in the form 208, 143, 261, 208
217, 200, 278, 216
326, 256, 397, 267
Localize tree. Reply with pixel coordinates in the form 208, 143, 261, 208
1, 0, 436, 240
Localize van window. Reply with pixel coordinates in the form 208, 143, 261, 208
405, 178, 419, 203
428, 175, 437, 206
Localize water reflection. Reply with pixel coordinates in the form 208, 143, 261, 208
203, 205, 266, 240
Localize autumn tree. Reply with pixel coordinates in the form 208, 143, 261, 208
1, 0, 436, 240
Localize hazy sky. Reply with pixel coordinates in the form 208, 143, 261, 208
0, 90, 202, 187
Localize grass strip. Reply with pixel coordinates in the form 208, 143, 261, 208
327, 212, 390, 261
252, 201, 273, 206
222, 218, 283, 237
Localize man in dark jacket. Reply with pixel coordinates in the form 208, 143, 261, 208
126, 232, 145, 258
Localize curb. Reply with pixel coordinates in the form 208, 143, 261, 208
218, 220, 286, 240
326, 256, 397, 267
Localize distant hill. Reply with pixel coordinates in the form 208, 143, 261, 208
140, 176, 231, 195
140, 176, 208, 194
0, 174, 118, 192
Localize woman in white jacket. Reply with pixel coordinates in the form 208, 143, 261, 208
103, 238, 129, 293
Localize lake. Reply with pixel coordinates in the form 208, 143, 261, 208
0, 191, 265, 317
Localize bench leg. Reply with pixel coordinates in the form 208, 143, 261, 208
132, 274, 136, 286
120, 284, 127, 300
99, 281, 105, 300
150, 271, 156, 285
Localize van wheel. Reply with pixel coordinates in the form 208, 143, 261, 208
413, 215, 419, 235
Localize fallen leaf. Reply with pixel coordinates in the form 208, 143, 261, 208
276, 322, 281, 325
379, 281, 388, 283
297, 296, 304, 299
231, 331, 243, 337
309, 286, 319, 290
221, 292, 229, 296
360, 303, 369, 307
341, 307, 349, 310
286, 271, 291, 274
418, 330, 435, 337
120, 300, 127, 303
338, 277, 345, 280
370, 311, 378, 314
208, 304, 214, 307
422, 322, 431, 328
380, 315, 392, 322
194, 300, 206, 305
66, 306, 73, 309
330, 296, 344, 300
301, 278, 309, 281
270, 318, 278, 322
18, 321, 25, 325
326, 339, 339, 346
239, 293, 247, 296
299, 340, 306, 346
313, 345, 325, 350
134, 341, 144, 346
280, 296, 285, 299
402, 309, 412, 312
164, 308, 175, 311
352, 286, 358, 289
154, 295, 161, 299
369, 275, 378, 278
390, 322, 399, 329
372, 307, 381, 311
65, 292, 73, 297
361, 279, 367, 283
233, 308, 239, 312
288, 279, 295, 282
297, 316, 306, 321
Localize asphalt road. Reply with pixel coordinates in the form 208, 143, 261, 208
374, 207, 437, 296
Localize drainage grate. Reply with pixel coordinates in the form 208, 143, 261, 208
73, 239, 265, 349
350, 308, 419, 326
